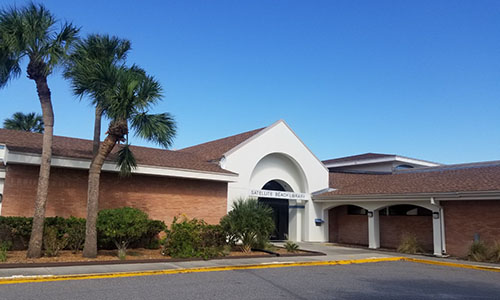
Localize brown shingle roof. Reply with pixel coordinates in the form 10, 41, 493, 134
179, 127, 265, 161
0, 129, 234, 174
322, 153, 395, 165
317, 161, 500, 197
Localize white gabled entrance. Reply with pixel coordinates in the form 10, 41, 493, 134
221, 120, 330, 243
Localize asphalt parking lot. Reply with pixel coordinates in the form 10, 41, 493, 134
1, 261, 499, 300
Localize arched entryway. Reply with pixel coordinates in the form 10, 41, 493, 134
328, 205, 369, 246
258, 180, 290, 240
379, 204, 433, 252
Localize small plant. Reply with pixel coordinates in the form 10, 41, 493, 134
397, 233, 423, 254
0, 241, 12, 262
468, 240, 489, 262
117, 245, 127, 260
284, 240, 300, 253
489, 241, 500, 263
97, 207, 150, 258
220, 198, 274, 253
43, 227, 69, 257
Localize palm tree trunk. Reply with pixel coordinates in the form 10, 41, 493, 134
92, 106, 103, 157
26, 77, 54, 258
82, 134, 119, 258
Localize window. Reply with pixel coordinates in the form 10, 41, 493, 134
394, 164, 414, 170
379, 205, 431, 216
347, 205, 367, 215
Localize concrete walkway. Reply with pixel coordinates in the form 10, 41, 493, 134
0, 243, 498, 279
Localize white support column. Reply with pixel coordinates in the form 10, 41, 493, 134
432, 208, 444, 256
368, 210, 380, 249
0, 167, 5, 216
0, 178, 3, 215
440, 208, 446, 253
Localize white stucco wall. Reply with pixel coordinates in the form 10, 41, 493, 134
221, 120, 329, 242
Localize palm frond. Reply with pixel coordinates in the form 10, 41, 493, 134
3, 111, 44, 133
116, 143, 137, 177
0, 2, 78, 79
131, 112, 176, 148
46, 21, 80, 71
64, 35, 130, 110
0, 44, 21, 87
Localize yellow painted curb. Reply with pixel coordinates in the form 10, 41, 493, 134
402, 257, 500, 273
1, 256, 498, 285
0, 257, 404, 285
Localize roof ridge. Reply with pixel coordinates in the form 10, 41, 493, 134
322, 152, 395, 164
180, 127, 265, 152
178, 126, 266, 161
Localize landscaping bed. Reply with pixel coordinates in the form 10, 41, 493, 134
0, 201, 326, 269
0, 247, 322, 269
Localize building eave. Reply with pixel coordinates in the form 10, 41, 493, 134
313, 190, 500, 202
5, 151, 238, 182
323, 156, 441, 169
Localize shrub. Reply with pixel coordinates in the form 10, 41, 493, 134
0, 216, 32, 250
468, 240, 489, 262
43, 226, 68, 257
220, 198, 274, 253
200, 224, 227, 259
131, 219, 166, 249
45, 216, 68, 235
397, 233, 423, 254
162, 216, 226, 259
0, 241, 12, 262
65, 217, 86, 253
284, 240, 300, 253
97, 207, 149, 258
489, 241, 500, 263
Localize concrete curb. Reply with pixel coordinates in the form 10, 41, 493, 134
403, 257, 500, 272
0, 257, 404, 285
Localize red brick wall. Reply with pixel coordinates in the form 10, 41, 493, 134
442, 200, 500, 258
1, 164, 228, 225
380, 215, 433, 251
328, 206, 368, 246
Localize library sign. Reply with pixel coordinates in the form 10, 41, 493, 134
249, 189, 307, 200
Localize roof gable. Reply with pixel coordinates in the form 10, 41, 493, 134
179, 127, 265, 162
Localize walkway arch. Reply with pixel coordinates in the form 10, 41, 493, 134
377, 204, 433, 252
327, 205, 369, 246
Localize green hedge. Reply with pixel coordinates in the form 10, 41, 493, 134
0, 213, 165, 251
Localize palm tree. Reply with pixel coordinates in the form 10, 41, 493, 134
3, 112, 44, 133
0, 3, 79, 258
76, 65, 176, 258
64, 34, 131, 156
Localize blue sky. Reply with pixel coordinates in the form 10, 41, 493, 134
1, 0, 499, 164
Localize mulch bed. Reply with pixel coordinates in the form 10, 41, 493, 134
0, 247, 325, 269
